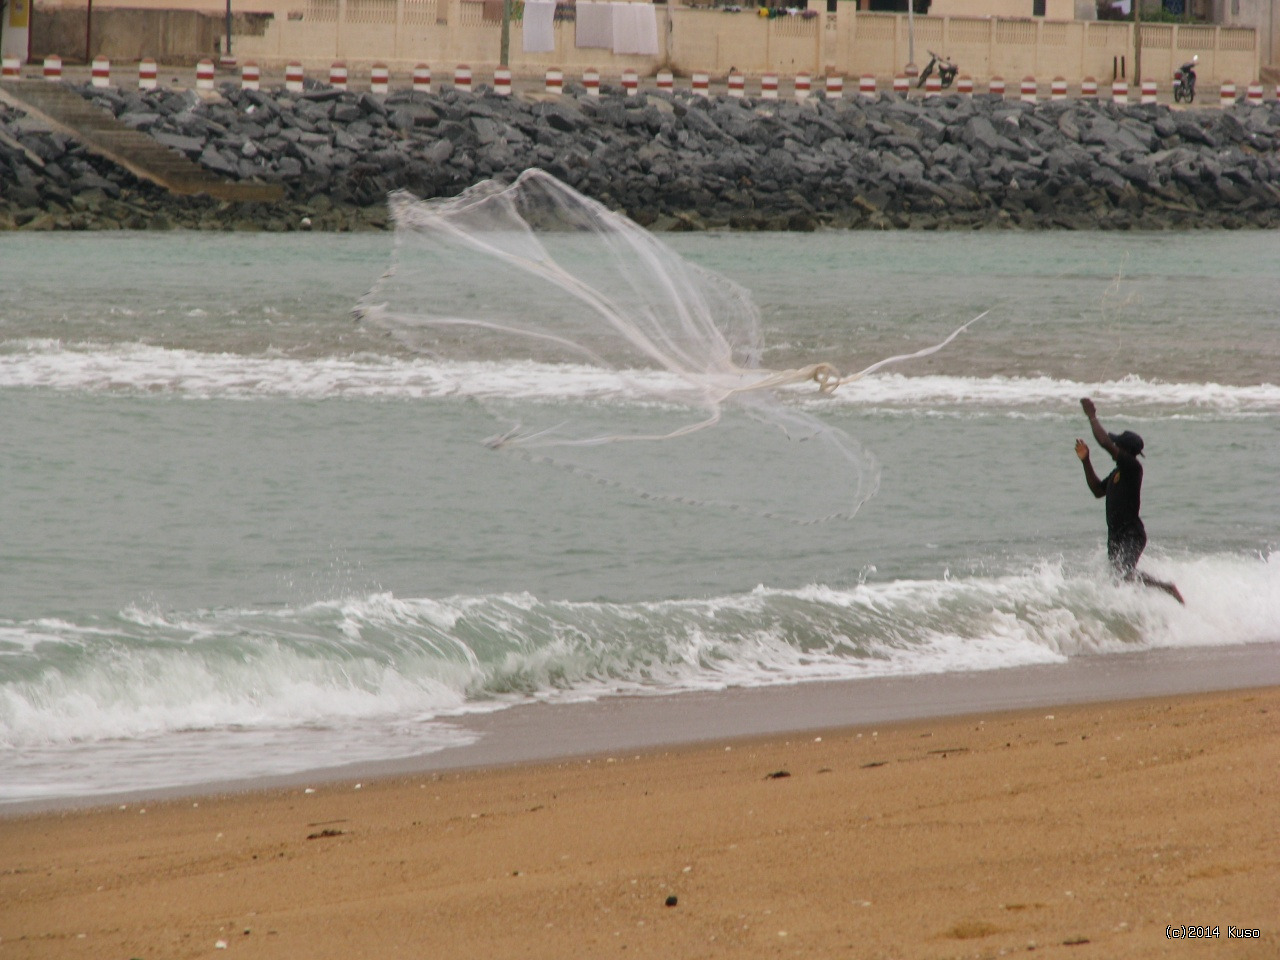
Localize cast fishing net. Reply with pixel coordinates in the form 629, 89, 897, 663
356, 169, 978, 523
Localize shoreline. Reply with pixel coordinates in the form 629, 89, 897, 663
2, 682, 1275, 959
6, 639, 1278, 816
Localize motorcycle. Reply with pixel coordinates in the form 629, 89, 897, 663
1173, 54, 1198, 104
916, 50, 958, 90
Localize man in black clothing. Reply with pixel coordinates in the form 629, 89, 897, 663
1075, 397, 1184, 604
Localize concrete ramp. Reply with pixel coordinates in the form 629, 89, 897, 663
0, 80, 283, 203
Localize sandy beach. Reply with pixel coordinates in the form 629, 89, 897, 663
3, 684, 1276, 960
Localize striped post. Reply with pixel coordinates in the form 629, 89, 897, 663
1081, 76, 1098, 98
924, 73, 941, 97
794, 73, 811, 102
196, 58, 216, 91
988, 76, 1005, 98
892, 73, 909, 96
1111, 78, 1128, 103
1218, 80, 1235, 107
622, 68, 639, 96
1051, 77, 1067, 100
1, 56, 20, 80
413, 63, 432, 93
859, 74, 876, 99
329, 61, 348, 91
43, 55, 62, 81
825, 73, 843, 100
139, 58, 158, 91
493, 66, 512, 96
1245, 81, 1262, 105
241, 61, 260, 91
691, 71, 709, 96
656, 69, 673, 93
761, 73, 778, 99
956, 75, 973, 96
1141, 79, 1158, 104
284, 61, 304, 93
545, 67, 563, 95
1020, 76, 1036, 103
370, 63, 389, 95
454, 63, 472, 93
91, 57, 111, 88
582, 67, 600, 97
727, 72, 745, 98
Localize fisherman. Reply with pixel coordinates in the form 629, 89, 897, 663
1075, 397, 1184, 604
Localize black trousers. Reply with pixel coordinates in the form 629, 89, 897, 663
1108, 520, 1147, 576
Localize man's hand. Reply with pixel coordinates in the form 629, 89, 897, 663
1075, 439, 1090, 461
1080, 398, 1097, 418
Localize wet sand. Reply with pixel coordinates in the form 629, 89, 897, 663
2, 682, 1276, 960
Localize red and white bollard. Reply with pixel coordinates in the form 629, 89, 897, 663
370, 63, 389, 95
692, 71, 709, 96
413, 63, 431, 93
727, 72, 745, 98
859, 74, 876, 99
241, 61, 260, 91
622, 68, 639, 96
761, 73, 778, 100
925, 73, 941, 97
1, 56, 20, 80
656, 69, 673, 93
1051, 76, 1067, 100
582, 67, 600, 97
1245, 81, 1262, 105
892, 74, 909, 96
1218, 80, 1236, 107
284, 61, 304, 93
794, 73, 811, 102
493, 67, 512, 96
1080, 76, 1098, 98
139, 58, 159, 91
329, 62, 348, 91
196, 58, 216, 90
988, 76, 1005, 98
1111, 79, 1128, 103
454, 63, 472, 93
1019, 76, 1036, 103
545, 67, 563, 95
825, 74, 843, 100
43, 55, 62, 81
956, 75, 973, 96
91, 57, 111, 88
1141, 79, 1158, 104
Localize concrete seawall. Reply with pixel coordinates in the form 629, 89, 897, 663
2, 79, 1278, 232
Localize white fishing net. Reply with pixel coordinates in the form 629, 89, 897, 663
356, 169, 979, 523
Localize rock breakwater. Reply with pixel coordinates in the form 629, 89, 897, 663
3, 80, 1279, 231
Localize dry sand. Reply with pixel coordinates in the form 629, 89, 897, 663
2, 686, 1276, 960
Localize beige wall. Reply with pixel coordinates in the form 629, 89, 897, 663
22, 2, 1262, 85
930, 0, 1075, 20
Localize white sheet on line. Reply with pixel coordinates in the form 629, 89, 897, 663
612, 2, 659, 56
575, 1, 613, 49
522, 0, 557, 53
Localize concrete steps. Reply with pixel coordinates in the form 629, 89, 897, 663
0, 80, 282, 203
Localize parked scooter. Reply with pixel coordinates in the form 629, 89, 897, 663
1173, 54, 1198, 103
916, 50, 958, 89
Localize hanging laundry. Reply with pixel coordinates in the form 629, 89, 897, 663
523, 0, 557, 52
617, 1, 659, 56
575, 0, 614, 48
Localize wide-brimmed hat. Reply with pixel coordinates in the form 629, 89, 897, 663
1110, 431, 1145, 456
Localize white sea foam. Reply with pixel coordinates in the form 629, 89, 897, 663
3, 340, 1277, 413
2, 550, 1275, 801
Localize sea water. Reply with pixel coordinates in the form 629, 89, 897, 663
2, 229, 1278, 804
